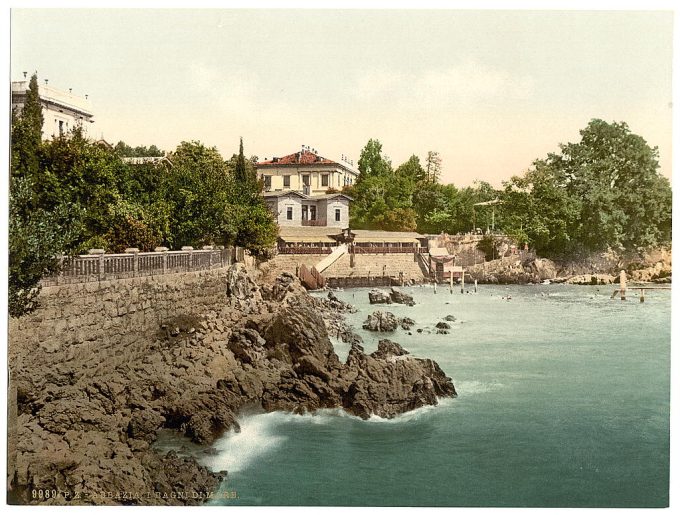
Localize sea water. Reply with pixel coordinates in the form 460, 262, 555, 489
157, 284, 671, 507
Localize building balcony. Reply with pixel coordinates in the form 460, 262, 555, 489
301, 219, 327, 227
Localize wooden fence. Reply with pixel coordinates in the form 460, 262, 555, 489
41, 247, 242, 286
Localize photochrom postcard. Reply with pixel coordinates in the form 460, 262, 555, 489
5, 4, 674, 508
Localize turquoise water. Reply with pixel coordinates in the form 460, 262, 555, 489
163, 284, 671, 507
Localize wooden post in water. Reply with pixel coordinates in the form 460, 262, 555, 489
474, 279, 478, 293
434, 281, 437, 294
619, 270, 627, 301
640, 288, 645, 303
461, 270, 465, 294
449, 273, 453, 294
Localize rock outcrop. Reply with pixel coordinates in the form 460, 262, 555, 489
564, 274, 615, 285
362, 311, 400, 332
9, 265, 454, 506
368, 289, 392, 304
368, 287, 416, 306
389, 287, 416, 306
344, 340, 456, 419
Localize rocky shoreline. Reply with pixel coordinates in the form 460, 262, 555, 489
9, 266, 456, 506
464, 248, 672, 286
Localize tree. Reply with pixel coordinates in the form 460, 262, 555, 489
9, 74, 84, 317
160, 141, 234, 248
11, 73, 43, 183
395, 154, 426, 184
229, 137, 260, 201
499, 162, 580, 257
113, 141, 164, 157
425, 151, 442, 183
499, 119, 671, 257
372, 208, 418, 232
357, 139, 392, 181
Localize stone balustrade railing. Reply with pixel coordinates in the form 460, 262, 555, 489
41, 246, 246, 286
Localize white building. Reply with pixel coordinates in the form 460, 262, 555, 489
256, 145, 359, 196
263, 191, 351, 228
11, 78, 95, 140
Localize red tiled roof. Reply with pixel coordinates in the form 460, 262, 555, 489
257, 150, 338, 167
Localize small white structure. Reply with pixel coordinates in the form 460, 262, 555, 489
263, 191, 351, 228
12, 78, 95, 139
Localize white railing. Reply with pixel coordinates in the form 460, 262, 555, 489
41, 247, 244, 286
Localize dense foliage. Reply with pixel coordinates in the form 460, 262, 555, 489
9, 74, 276, 317
349, 123, 671, 259
348, 139, 498, 233
498, 120, 672, 257
113, 141, 164, 157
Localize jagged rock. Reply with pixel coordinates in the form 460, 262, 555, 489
435, 321, 451, 330
400, 317, 416, 330
566, 274, 615, 285
389, 287, 415, 306
531, 258, 558, 280
227, 328, 266, 365
343, 345, 456, 420
368, 289, 392, 304
362, 311, 399, 332
263, 303, 341, 369
443, 315, 456, 322
127, 409, 166, 442
226, 263, 262, 301
260, 272, 306, 303
370, 339, 409, 359
324, 291, 356, 313
9, 263, 456, 506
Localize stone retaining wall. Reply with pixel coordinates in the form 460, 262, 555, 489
265, 252, 428, 282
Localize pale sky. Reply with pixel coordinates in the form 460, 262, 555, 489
10, 8, 674, 187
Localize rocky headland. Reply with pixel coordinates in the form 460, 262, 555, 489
8, 266, 455, 506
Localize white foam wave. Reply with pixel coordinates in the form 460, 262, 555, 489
454, 379, 504, 396
201, 399, 458, 473
201, 412, 286, 474
365, 396, 457, 423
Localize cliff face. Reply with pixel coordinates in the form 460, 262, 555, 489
8, 265, 456, 506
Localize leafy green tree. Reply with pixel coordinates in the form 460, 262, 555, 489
9, 74, 84, 317
41, 128, 128, 249
499, 162, 581, 257
412, 182, 450, 233
160, 140, 276, 255
113, 141, 164, 157
395, 154, 426, 184
357, 139, 392, 181
229, 203, 278, 258
373, 208, 418, 232
500, 119, 671, 257
160, 141, 234, 248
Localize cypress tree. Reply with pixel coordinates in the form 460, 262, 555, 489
235, 137, 247, 184
11, 73, 43, 181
